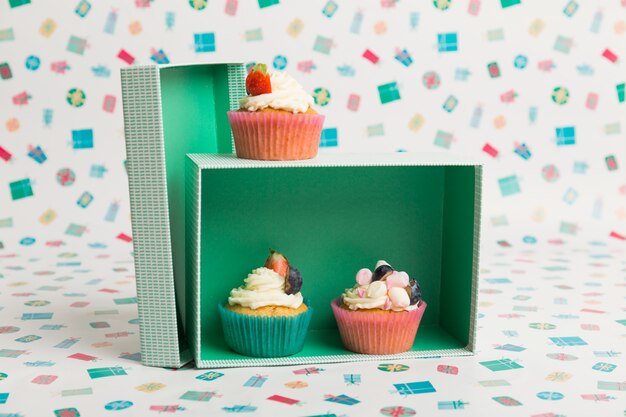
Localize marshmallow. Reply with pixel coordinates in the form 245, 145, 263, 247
356, 268, 373, 286
375, 260, 390, 269
386, 271, 410, 289
388, 287, 410, 309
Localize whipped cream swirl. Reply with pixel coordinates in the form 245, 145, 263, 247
228, 267, 303, 309
342, 281, 389, 310
239, 71, 315, 114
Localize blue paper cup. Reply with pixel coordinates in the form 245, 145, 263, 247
218, 301, 313, 358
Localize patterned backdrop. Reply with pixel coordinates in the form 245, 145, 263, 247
1, 0, 625, 250
1, 2, 626, 416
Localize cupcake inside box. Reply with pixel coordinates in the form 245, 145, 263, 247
187, 155, 480, 366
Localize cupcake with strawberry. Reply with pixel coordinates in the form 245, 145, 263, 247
218, 249, 313, 357
331, 261, 427, 355
227, 63, 324, 160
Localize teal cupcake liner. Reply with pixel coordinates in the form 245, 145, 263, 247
218, 301, 313, 358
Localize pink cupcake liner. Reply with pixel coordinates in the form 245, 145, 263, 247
330, 298, 427, 355
227, 111, 324, 161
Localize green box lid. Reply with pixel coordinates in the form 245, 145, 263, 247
121, 63, 246, 367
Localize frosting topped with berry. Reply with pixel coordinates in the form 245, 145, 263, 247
239, 70, 315, 114
341, 261, 422, 312
228, 267, 303, 310
228, 249, 305, 310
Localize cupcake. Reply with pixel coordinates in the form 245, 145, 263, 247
227, 63, 324, 160
331, 261, 427, 355
218, 249, 313, 357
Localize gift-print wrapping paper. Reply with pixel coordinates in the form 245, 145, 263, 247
0, 237, 625, 415
1, 0, 625, 242
0, 0, 625, 415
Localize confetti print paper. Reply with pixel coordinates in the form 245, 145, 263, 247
0, 1, 625, 415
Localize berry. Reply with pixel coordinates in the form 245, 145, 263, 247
245, 63, 272, 96
406, 279, 422, 305
285, 266, 302, 295
372, 264, 394, 282
264, 248, 289, 278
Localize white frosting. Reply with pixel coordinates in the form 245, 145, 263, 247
342, 286, 388, 310
239, 71, 315, 114
228, 267, 303, 310
342, 278, 418, 312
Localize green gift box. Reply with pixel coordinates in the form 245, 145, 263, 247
479, 358, 523, 372
123, 63, 482, 369
186, 153, 482, 368
121, 63, 246, 368
9, 178, 34, 200
597, 380, 626, 391
9, 0, 31, 8
87, 366, 127, 379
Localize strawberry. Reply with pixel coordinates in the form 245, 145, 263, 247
245, 63, 272, 96
264, 248, 289, 278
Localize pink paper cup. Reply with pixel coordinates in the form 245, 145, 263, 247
330, 298, 427, 355
227, 111, 324, 161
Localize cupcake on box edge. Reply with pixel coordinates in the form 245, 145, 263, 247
331, 260, 426, 355
218, 249, 313, 357
227, 63, 324, 161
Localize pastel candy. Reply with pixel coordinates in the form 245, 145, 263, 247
356, 268, 373, 286
367, 280, 387, 298
388, 287, 410, 309
386, 271, 409, 289
357, 287, 366, 298
375, 260, 390, 269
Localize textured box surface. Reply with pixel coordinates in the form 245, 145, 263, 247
121, 63, 246, 367
186, 153, 482, 368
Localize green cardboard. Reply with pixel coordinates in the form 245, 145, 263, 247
160, 65, 241, 320
121, 63, 246, 368
187, 154, 482, 368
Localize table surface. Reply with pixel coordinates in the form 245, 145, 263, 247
0, 237, 624, 417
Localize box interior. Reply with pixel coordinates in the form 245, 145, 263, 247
159, 65, 234, 326
195, 165, 477, 361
